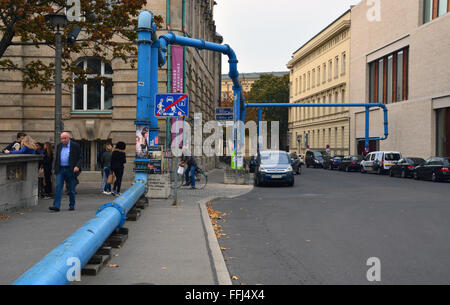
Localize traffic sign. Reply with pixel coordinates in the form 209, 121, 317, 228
216, 107, 234, 121
155, 93, 189, 117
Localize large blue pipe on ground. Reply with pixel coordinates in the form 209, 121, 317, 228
13, 175, 147, 285
13, 12, 158, 285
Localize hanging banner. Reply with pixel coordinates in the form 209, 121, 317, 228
171, 45, 185, 148
171, 45, 184, 94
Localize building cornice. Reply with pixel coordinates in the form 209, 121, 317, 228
288, 15, 351, 69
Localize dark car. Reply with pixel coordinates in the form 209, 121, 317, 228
413, 157, 450, 182
389, 157, 425, 178
290, 152, 302, 175
305, 151, 326, 168
339, 155, 364, 172
254, 151, 295, 187
323, 156, 344, 170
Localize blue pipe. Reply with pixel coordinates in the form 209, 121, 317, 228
13, 179, 147, 285
13, 11, 156, 285
246, 102, 389, 153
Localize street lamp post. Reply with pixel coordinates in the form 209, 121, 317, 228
46, 14, 68, 148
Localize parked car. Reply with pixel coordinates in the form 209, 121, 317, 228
305, 150, 326, 168
254, 151, 295, 187
413, 157, 450, 182
339, 155, 364, 172
389, 157, 425, 178
290, 152, 302, 175
360, 151, 402, 175
323, 155, 344, 170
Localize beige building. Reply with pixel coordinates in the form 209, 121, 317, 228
221, 71, 288, 105
349, 0, 450, 158
287, 10, 351, 156
0, 0, 223, 180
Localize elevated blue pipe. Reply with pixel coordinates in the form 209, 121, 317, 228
248, 102, 389, 153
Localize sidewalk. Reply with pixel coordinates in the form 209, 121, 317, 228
0, 169, 253, 285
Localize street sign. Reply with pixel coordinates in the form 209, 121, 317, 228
216, 107, 234, 121
155, 93, 189, 118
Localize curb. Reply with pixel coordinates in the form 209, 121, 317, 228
198, 185, 254, 286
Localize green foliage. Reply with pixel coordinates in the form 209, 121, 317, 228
0, 0, 152, 91
247, 73, 290, 134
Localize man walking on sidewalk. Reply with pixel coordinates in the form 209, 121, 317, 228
49, 132, 82, 212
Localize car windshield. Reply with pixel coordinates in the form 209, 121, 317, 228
260, 152, 290, 165
352, 156, 361, 161
333, 157, 343, 160
409, 158, 425, 165
444, 158, 450, 166
313, 152, 323, 159
385, 153, 401, 161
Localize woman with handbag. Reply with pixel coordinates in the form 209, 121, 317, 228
102, 144, 114, 195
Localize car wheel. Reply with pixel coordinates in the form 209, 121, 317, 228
414, 171, 420, 180
432, 173, 439, 183
389, 169, 394, 177
377, 167, 383, 175
254, 176, 260, 187
361, 167, 366, 174
345, 166, 349, 172
401, 170, 406, 179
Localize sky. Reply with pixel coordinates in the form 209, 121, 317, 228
214, 0, 361, 74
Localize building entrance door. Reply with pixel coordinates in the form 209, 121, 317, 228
436, 108, 450, 157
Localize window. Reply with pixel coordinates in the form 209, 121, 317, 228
424, 0, 449, 23
74, 58, 113, 111
312, 69, 316, 88
328, 60, 333, 81
299, 76, 302, 93
369, 47, 409, 104
295, 78, 298, 95
317, 66, 321, 85
342, 52, 346, 75
323, 63, 327, 83
307, 72, 311, 90
335, 57, 339, 78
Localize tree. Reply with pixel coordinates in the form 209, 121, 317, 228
247, 73, 290, 148
0, 0, 160, 91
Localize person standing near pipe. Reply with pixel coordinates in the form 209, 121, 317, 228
49, 132, 82, 212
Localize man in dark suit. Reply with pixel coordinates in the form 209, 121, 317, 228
49, 132, 82, 212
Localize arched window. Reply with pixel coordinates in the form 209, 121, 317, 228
73, 58, 113, 111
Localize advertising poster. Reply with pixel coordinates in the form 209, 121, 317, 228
136, 126, 149, 159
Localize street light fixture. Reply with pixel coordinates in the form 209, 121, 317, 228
45, 13, 68, 148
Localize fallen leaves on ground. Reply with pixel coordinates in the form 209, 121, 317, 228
231, 276, 239, 281
207, 202, 227, 239
108, 264, 119, 268
220, 247, 230, 251
162, 266, 167, 270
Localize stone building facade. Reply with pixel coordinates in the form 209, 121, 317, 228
287, 10, 351, 157
349, 0, 450, 158
0, 0, 223, 180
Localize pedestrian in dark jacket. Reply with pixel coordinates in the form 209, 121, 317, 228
49, 132, 82, 212
101, 144, 113, 194
111, 142, 126, 196
41, 142, 54, 199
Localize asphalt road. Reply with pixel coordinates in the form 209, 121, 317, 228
213, 167, 450, 285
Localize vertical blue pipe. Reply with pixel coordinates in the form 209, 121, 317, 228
365, 107, 370, 154
258, 108, 263, 153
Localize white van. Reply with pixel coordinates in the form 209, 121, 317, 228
360, 151, 402, 175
